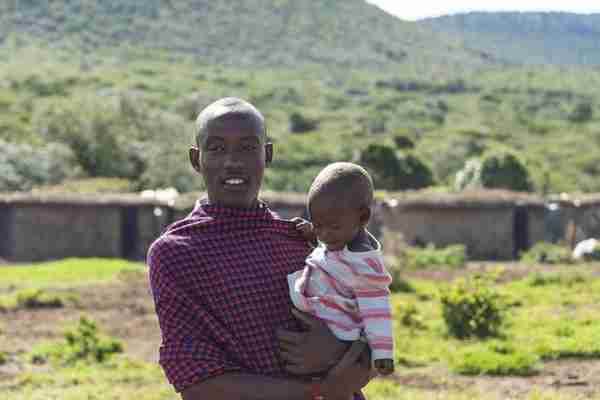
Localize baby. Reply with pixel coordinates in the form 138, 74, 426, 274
288, 162, 395, 375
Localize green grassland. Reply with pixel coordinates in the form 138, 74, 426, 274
3, 259, 600, 399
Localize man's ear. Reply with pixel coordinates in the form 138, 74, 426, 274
265, 142, 273, 166
189, 146, 201, 173
359, 206, 371, 227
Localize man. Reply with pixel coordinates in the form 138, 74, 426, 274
148, 97, 372, 399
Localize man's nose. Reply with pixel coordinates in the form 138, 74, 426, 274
223, 150, 244, 168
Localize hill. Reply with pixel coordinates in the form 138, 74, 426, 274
422, 12, 600, 66
0, 0, 493, 72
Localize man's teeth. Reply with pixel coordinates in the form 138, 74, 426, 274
225, 178, 245, 185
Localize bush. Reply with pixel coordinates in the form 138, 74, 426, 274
0, 140, 80, 191
392, 134, 415, 149
402, 244, 467, 270
29, 316, 123, 365
521, 243, 573, 265
289, 112, 319, 133
568, 102, 593, 123
359, 144, 434, 190
33, 177, 136, 194
395, 303, 426, 330
0, 351, 6, 365
451, 344, 539, 376
479, 149, 532, 192
440, 274, 504, 339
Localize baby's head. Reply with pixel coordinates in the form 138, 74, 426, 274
307, 162, 374, 251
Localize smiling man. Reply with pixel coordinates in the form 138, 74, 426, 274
148, 97, 372, 400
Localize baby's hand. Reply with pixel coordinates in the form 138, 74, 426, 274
374, 359, 395, 376
290, 217, 316, 242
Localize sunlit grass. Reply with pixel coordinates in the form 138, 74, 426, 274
0, 258, 145, 289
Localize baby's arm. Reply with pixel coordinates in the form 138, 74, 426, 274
351, 257, 395, 375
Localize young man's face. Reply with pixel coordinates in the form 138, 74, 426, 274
190, 116, 272, 208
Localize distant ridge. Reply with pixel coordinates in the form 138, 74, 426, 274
422, 11, 600, 65
0, 0, 494, 71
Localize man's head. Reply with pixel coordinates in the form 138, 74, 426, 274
190, 97, 273, 208
307, 162, 374, 250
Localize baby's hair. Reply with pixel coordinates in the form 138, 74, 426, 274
195, 97, 266, 146
308, 162, 374, 211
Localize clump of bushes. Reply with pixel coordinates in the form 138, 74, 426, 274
521, 243, 573, 265
395, 303, 426, 331
455, 149, 532, 192
29, 316, 123, 365
0, 289, 70, 311
0, 351, 7, 365
440, 274, 504, 339
289, 112, 319, 133
359, 143, 434, 191
451, 343, 539, 376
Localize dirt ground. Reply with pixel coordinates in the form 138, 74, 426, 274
2, 265, 600, 398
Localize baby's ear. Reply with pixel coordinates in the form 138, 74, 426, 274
359, 206, 371, 226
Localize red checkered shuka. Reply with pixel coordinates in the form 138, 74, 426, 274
148, 199, 366, 399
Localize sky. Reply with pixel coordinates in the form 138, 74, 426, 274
366, 0, 600, 21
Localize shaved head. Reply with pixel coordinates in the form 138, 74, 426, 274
308, 162, 374, 211
195, 97, 266, 146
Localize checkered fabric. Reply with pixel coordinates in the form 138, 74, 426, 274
148, 199, 366, 399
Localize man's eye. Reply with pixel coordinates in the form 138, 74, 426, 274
242, 144, 258, 152
207, 145, 225, 152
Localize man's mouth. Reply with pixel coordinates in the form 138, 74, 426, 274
222, 177, 249, 188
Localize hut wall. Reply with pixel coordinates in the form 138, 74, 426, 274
11, 204, 121, 262
382, 205, 515, 260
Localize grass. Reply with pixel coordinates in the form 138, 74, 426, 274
3, 259, 600, 399
0, 258, 145, 289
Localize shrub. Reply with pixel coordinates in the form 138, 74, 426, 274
568, 102, 593, 123
0, 140, 80, 191
521, 243, 573, 265
402, 244, 467, 270
451, 344, 539, 376
395, 303, 426, 330
0, 351, 6, 365
393, 134, 415, 149
33, 177, 136, 194
359, 144, 434, 190
479, 149, 532, 192
440, 274, 504, 339
289, 112, 319, 133
29, 316, 123, 365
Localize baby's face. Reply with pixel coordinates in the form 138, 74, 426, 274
309, 199, 363, 251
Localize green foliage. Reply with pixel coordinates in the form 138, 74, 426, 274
401, 244, 467, 270
0, 140, 80, 191
33, 178, 136, 194
440, 275, 504, 339
30, 316, 123, 365
395, 303, 426, 330
521, 243, 574, 265
359, 144, 434, 191
479, 149, 532, 192
289, 112, 319, 133
0, 351, 6, 365
527, 271, 586, 287
0, 288, 78, 311
392, 134, 415, 149
450, 343, 539, 376
568, 102, 593, 123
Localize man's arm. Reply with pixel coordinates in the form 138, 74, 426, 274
182, 340, 370, 400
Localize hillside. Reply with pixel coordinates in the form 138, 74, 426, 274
0, 0, 493, 72
422, 12, 600, 66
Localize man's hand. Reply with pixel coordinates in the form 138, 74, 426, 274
290, 217, 317, 243
322, 340, 373, 400
277, 309, 348, 375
